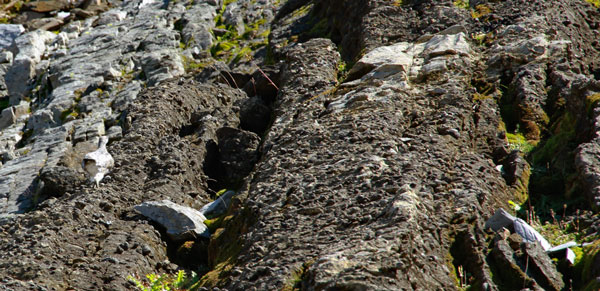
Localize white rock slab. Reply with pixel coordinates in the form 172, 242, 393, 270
134, 200, 210, 240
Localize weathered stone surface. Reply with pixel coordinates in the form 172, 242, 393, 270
222, 2, 244, 36
214, 127, 260, 187
1, 0, 600, 289
106, 125, 122, 140
178, 1, 219, 51
38, 165, 85, 197
0, 102, 30, 130
28, 17, 64, 31
485, 208, 517, 231
218, 32, 506, 289
0, 122, 24, 158
0, 77, 245, 289
24, 0, 72, 13
332, 32, 471, 113
238, 96, 271, 134
141, 50, 184, 86
522, 242, 565, 291
6, 30, 56, 104
490, 239, 541, 291
513, 218, 551, 251
345, 41, 414, 82
0, 24, 24, 51
576, 143, 600, 209
0, 51, 12, 63
0, 107, 15, 130
94, 9, 127, 26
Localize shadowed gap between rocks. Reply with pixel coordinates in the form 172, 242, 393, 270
195, 67, 280, 194
167, 68, 281, 274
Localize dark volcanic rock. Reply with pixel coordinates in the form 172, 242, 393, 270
522, 242, 564, 291
490, 238, 539, 290
2, 0, 600, 290
215, 127, 261, 187
212, 31, 511, 289
38, 166, 85, 197
0, 78, 245, 289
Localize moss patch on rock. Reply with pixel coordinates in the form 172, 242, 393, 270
193, 203, 255, 288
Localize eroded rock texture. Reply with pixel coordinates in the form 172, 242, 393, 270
1, 0, 600, 290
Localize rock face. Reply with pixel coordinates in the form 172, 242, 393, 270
0, 0, 599, 290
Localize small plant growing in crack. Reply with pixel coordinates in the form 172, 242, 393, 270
127, 270, 199, 291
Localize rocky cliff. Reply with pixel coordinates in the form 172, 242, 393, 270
1, 0, 600, 290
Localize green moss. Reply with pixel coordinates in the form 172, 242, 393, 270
586, 93, 600, 115
580, 240, 600, 284
585, 0, 600, 8
181, 55, 214, 73
194, 206, 255, 288
337, 60, 348, 79
13, 1, 22, 11
453, 0, 469, 9
194, 229, 241, 288
472, 93, 493, 102
211, 37, 238, 56
506, 132, 535, 153
128, 270, 198, 291
291, 3, 312, 18
242, 19, 266, 39
258, 28, 270, 39
215, 189, 228, 197
512, 166, 531, 204
531, 111, 576, 165
282, 262, 312, 291
447, 252, 462, 288
573, 246, 584, 266
535, 222, 578, 246
470, 4, 491, 19
60, 108, 79, 121
209, 0, 271, 64
264, 44, 276, 65
215, 0, 238, 27
307, 18, 329, 38
203, 215, 231, 232
231, 46, 252, 64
